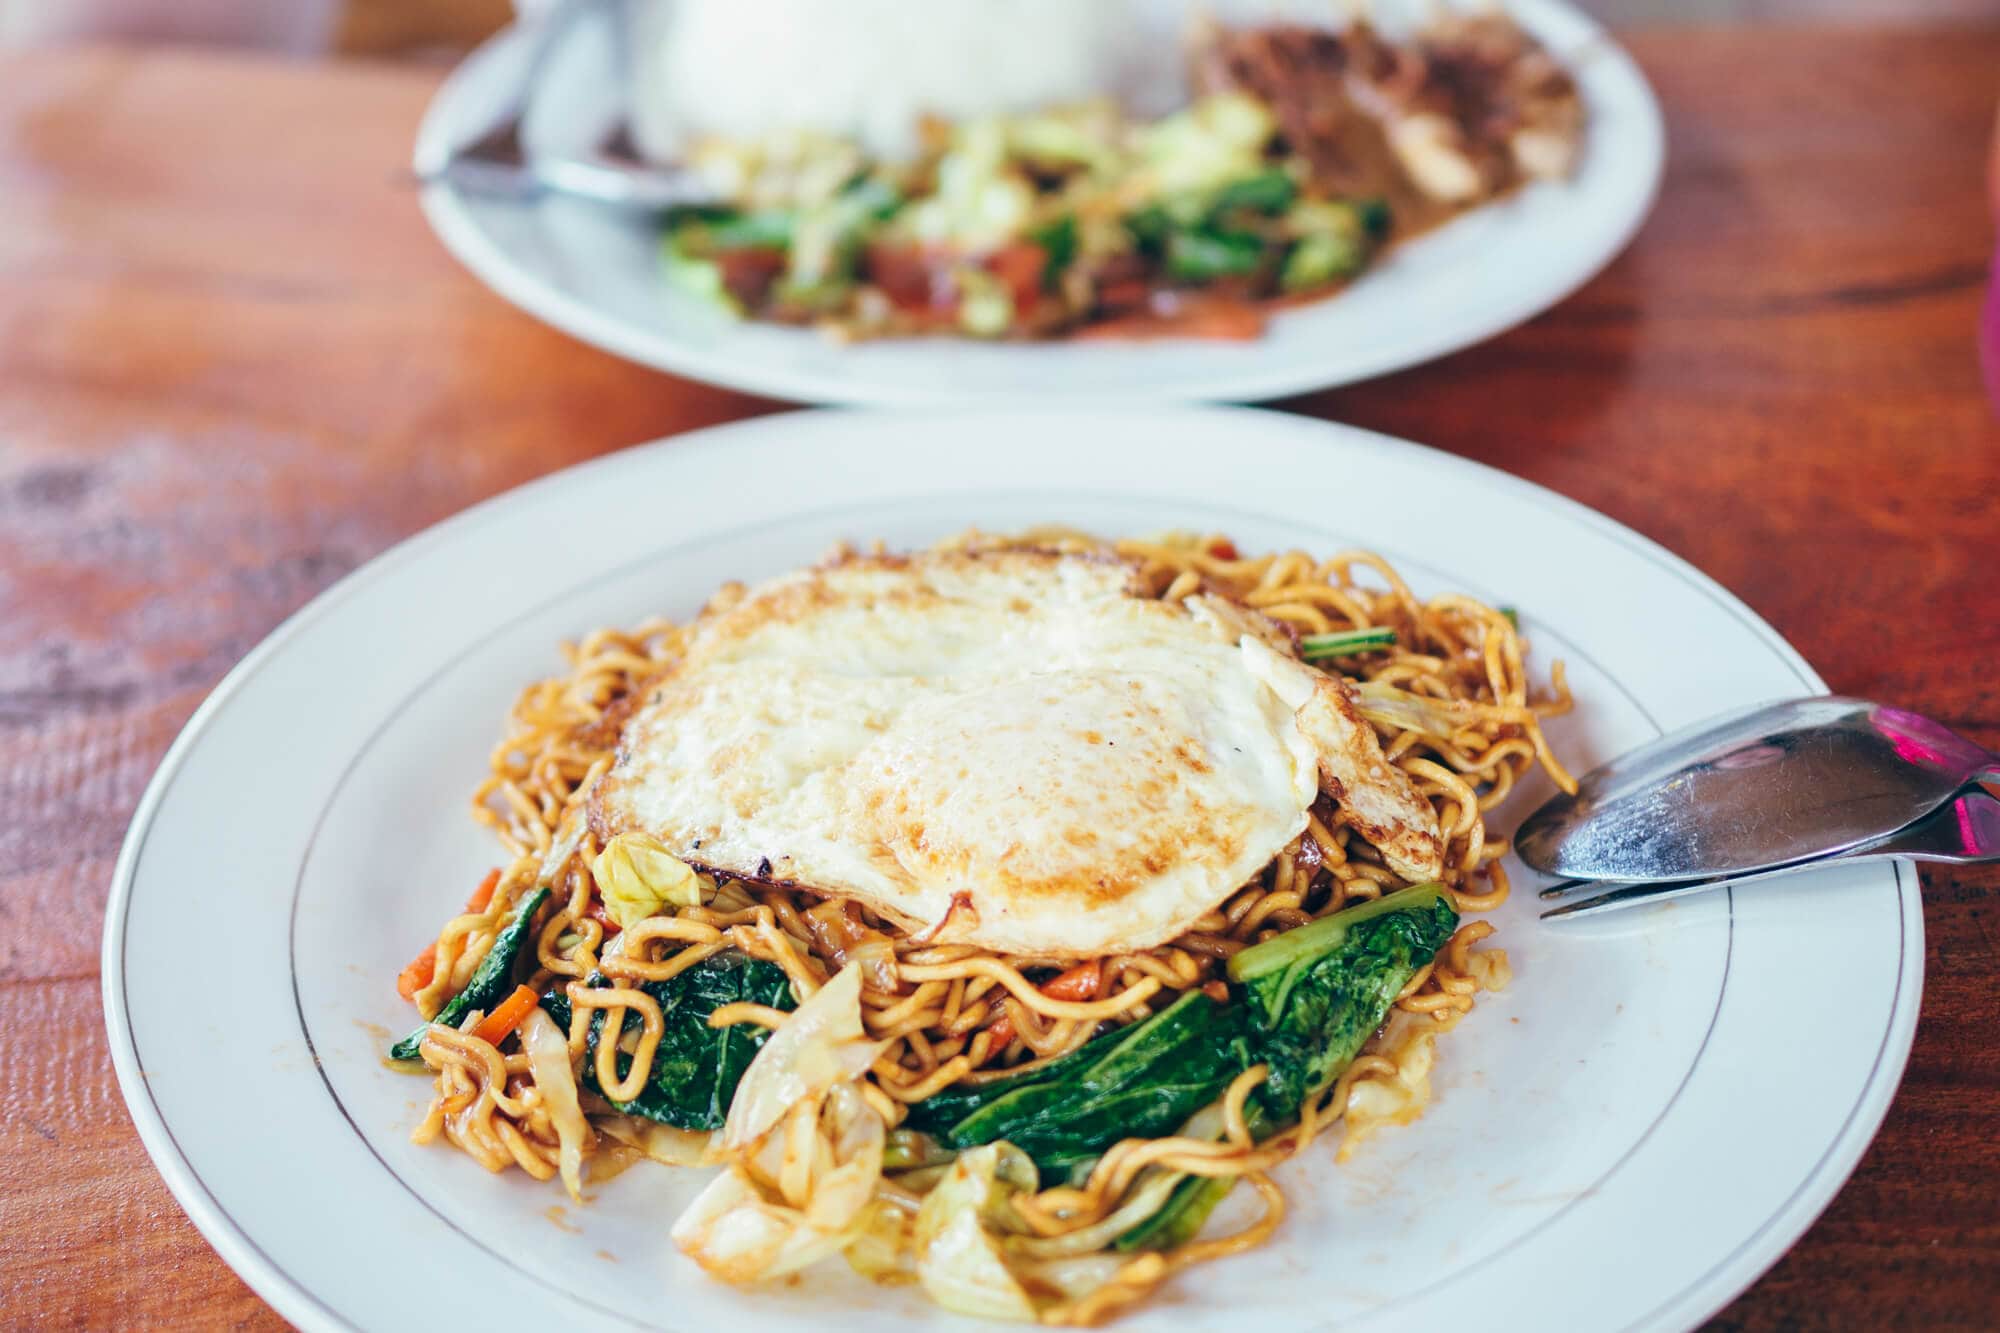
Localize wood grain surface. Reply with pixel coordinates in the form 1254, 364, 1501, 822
1, 26, 1995, 1330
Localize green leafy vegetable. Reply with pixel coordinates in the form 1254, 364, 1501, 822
927, 992, 1255, 1174
662, 235, 733, 312
1356, 197, 1392, 240
1123, 204, 1171, 254
1210, 168, 1297, 217
1299, 626, 1398, 660
1029, 214, 1078, 290
1231, 884, 1458, 1119
1113, 1097, 1273, 1252
1276, 197, 1394, 293
902, 1025, 1124, 1136
585, 952, 796, 1131
1116, 1172, 1236, 1252
388, 886, 550, 1061
1163, 228, 1266, 282
904, 884, 1459, 1246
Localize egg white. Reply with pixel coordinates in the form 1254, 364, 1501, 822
589, 549, 1439, 957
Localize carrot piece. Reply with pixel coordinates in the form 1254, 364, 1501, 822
471, 984, 540, 1047
983, 1015, 1015, 1051
396, 943, 438, 1002
1208, 538, 1239, 561
397, 870, 502, 1003
1039, 960, 1103, 1002
465, 867, 502, 911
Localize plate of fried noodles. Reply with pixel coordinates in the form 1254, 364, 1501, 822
106, 407, 1918, 1332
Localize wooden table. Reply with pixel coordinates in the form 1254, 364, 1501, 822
2, 26, 1995, 1328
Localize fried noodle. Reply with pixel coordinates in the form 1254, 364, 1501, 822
403, 532, 1574, 1322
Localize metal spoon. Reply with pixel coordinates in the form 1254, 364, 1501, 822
1516, 696, 2000, 884
1537, 786, 2000, 920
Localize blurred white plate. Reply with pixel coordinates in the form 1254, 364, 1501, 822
412, 1, 1664, 405
106, 408, 1917, 1332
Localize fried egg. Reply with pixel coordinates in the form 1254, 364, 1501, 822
588, 549, 1442, 957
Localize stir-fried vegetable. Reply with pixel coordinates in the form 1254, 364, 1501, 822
1298, 626, 1398, 661
658, 87, 1394, 340
470, 983, 541, 1046
519, 1006, 591, 1200
1230, 883, 1459, 1118
388, 886, 550, 1061
1350, 679, 1485, 738
395, 868, 504, 1001
906, 887, 1457, 1187
935, 991, 1252, 1173
581, 952, 797, 1131
397, 874, 1458, 1302
672, 965, 893, 1283
592, 831, 706, 929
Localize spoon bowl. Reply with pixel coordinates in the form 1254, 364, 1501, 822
1516, 696, 2000, 882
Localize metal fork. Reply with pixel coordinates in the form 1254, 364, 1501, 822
1537, 787, 2000, 920
416, 0, 723, 214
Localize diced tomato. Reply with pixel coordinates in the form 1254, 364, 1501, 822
865, 241, 942, 311
715, 247, 786, 307
986, 242, 1048, 315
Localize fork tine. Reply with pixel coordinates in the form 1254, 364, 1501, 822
1539, 876, 1726, 921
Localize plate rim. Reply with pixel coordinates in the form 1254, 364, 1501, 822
410, 0, 1666, 405
102, 405, 1922, 1332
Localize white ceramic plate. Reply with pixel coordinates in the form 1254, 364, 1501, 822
106, 408, 1918, 1332
413, 0, 1664, 405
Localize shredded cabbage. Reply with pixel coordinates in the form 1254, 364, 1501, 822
670, 965, 895, 1285
912, 1144, 1044, 1321
720, 964, 886, 1152
911, 1143, 1139, 1322
591, 831, 704, 928
519, 1008, 592, 1202
1352, 679, 1475, 738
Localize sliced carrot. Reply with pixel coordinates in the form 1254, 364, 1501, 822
465, 867, 502, 912
471, 984, 540, 1047
397, 870, 504, 1004
1208, 538, 1239, 561
1040, 960, 1103, 1003
396, 943, 438, 1002
983, 1015, 1016, 1051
